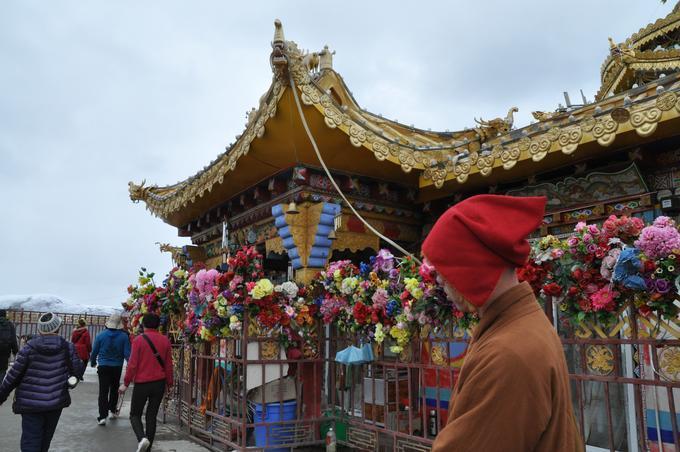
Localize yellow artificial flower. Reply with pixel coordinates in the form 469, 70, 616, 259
251, 278, 274, 299
333, 269, 342, 280
374, 323, 385, 344
230, 315, 239, 324
199, 326, 214, 341
140, 304, 148, 314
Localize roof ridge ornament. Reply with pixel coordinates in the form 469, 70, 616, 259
473, 107, 518, 143
270, 19, 288, 80
129, 180, 151, 203
319, 45, 335, 72
273, 18, 285, 44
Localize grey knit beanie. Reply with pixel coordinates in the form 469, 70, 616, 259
38, 312, 62, 334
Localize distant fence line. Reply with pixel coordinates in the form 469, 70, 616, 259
6, 310, 110, 346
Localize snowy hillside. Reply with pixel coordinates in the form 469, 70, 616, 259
0, 294, 117, 316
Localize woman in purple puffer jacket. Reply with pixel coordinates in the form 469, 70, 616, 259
0, 312, 85, 452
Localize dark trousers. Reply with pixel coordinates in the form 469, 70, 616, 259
0, 352, 9, 383
21, 409, 62, 452
97, 365, 123, 420
130, 380, 165, 445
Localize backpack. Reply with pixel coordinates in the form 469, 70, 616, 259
0, 321, 14, 349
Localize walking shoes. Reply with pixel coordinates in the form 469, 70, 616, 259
136, 437, 150, 452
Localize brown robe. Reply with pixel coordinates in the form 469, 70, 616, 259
432, 282, 584, 452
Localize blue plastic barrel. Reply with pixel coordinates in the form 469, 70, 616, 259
252, 400, 297, 451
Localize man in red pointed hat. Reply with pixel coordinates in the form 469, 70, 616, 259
423, 195, 583, 452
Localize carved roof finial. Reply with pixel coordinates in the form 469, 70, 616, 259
128, 180, 149, 203
273, 19, 285, 44
319, 45, 335, 71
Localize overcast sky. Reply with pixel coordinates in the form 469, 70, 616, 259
1, 1, 675, 308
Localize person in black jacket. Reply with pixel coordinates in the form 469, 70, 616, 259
0, 312, 84, 452
0, 309, 19, 382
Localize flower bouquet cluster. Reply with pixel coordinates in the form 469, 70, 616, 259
311, 250, 477, 356
123, 268, 166, 331
619, 216, 680, 320
519, 214, 680, 326
179, 247, 321, 356
517, 235, 566, 303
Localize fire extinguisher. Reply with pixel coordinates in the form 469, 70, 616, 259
429, 409, 439, 437
326, 426, 337, 452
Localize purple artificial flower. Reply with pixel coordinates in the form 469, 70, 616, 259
645, 278, 656, 292
656, 279, 671, 294
373, 249, 395, 272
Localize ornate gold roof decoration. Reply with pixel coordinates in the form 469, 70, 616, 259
474, 107, 518, 142
130, 13, 680, 220
597, 3, 680, 100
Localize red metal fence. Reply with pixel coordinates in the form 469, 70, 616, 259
6, 310, 109, 347
160, 303, 680, 452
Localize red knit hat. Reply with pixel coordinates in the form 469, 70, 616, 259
422, 195, 546, 307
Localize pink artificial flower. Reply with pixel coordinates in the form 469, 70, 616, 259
371, 288, 389, 309
587, 224, 600, 235
590, 286, 618, 312
567, 237, 579, 247
551, 249, 565, 259
575, 222, 587, 233
635, 218, 680, 260
583, 234, 593, 244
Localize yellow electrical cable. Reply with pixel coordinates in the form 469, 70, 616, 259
288, 71, 421, 265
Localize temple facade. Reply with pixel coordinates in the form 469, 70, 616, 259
130, 6, 680, 286
128, 5, 680, 450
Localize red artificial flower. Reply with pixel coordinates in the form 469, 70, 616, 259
639, 305, 652, 317
568, 286, 579, 297
643, 260, 656, 273
542, 282, 563, 297
353, 302, 370, 325
577, 298, 592, 312
572, 268, 584, 280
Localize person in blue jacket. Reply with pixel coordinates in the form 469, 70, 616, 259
90, 312, 130, 425
0, 312, 85, 452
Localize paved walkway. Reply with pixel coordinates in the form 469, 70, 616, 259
0, 367, 211, 452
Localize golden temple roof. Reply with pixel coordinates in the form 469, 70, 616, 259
597, 2, 680, 100
130, 13, 680, 225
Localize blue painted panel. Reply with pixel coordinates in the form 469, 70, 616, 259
287, 248, 300, 259
316, 224, 333, 236
278, 226, 292, 239
274, 216, 288, 229
322, 203, 341, 215
308, 257, 327, 268
271, 204, 284, 217
291, 258, 303, 269
314, 237, 332, 248
647, 427, 675, 444
319, 213, 336, 226
282, 237, 296, 249
309, 246, 329, 259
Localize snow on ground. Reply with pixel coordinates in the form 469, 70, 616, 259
0, 294, 117, 316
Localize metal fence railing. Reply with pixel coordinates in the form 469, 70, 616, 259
159, 304, 680, 452
6, 310, 109, 349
